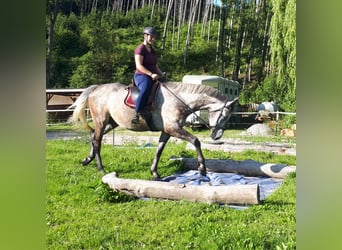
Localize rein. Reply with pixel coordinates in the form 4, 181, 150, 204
160, 82, 227, 129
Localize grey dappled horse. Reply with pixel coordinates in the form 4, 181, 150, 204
69, 82, 238, 179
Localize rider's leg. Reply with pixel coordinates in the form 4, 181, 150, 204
132, 74, 152, 123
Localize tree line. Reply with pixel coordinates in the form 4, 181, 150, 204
46, 0, 296, 111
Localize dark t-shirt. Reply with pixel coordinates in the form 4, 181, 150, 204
134, 43, 157, 74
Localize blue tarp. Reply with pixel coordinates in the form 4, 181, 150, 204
162, 170, 283, 204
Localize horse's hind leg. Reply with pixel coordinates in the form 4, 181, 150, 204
81, 128, 96, 166
94, 130, 105, 172
93, 117, 119, 172
103, 116, 118, 134
82, 117, 118, 172
90, 123, 107, 172
82, 127, 103, 168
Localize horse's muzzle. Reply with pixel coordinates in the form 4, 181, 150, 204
210, 128, 223, 140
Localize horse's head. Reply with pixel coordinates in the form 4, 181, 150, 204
209, 97, 239, 140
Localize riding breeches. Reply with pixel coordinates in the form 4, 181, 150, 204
133, 73, 153, 113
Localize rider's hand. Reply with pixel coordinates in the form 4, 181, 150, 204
151, 73, 159, 80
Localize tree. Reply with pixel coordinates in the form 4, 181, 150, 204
269, 0, 296, 110
232, 0, 246, 81
257, 0, 272, 82
184, 0, 201, 65
161, 0, 174, 58
45, 0, 296, 112
46, 0, 59, 88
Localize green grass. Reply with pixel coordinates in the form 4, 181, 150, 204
46, 138, 296, 249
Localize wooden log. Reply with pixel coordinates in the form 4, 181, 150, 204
171, 157, 296, 179
102, 172, 260, 205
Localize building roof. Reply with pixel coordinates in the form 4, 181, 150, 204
182, 75, 240, 87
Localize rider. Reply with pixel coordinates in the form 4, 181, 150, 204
131, 26, 164, 124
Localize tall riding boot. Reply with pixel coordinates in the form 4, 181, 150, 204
131, 112, 140, 124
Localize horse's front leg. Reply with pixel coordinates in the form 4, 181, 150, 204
169, 128, 206, 176
191, 138, 206, 176
150, 132, 170, 180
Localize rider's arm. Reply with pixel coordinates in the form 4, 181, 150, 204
134, 54, 153, 76
135, 54, 159, 80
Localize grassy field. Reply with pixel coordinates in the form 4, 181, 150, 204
46, 132, 296, 249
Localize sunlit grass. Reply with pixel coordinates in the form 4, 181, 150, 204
46, 139, 296, 249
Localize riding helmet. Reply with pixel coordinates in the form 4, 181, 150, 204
143, 27, 157, 36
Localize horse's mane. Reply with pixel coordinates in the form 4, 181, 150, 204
165, 82, 227, 101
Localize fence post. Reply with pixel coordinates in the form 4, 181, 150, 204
275, 111, 279, 136
112, 129, 115, 146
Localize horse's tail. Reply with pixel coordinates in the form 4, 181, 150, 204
68, 85, 98, 131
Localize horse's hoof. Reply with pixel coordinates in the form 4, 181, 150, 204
152, 174, 161, 181
81, 158, 91, 165
199, 168, 207, 176
96, 165, 105, 173
200, 172, 207, 177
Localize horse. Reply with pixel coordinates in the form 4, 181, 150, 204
238, 101, 280, 123
68, 81, 239, 179
256, 101, 280, 121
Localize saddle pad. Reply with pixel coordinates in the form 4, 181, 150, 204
124, 83, 160, 110
124, 88, 136, 108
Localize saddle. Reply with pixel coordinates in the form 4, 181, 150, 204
124, 80, 160, 110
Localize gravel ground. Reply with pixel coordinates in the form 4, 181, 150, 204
102, 133, 296, 156
46, 130, 296, 156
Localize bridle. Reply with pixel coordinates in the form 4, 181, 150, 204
161, 82, 230, 129
212, 100, 232, 128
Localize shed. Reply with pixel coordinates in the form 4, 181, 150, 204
182, 75, 240, 100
